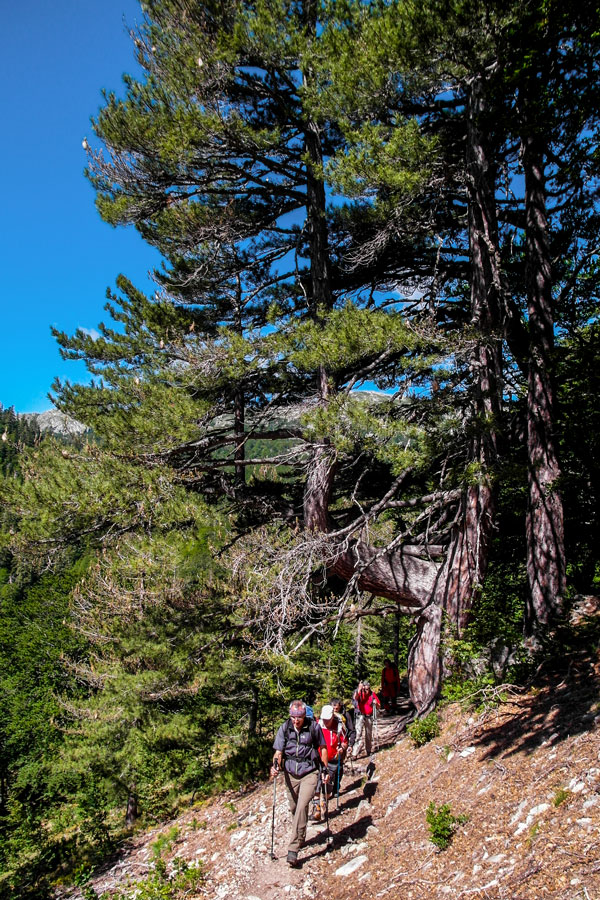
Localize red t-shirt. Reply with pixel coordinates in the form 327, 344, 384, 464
319, 717, 348, 761
354, 690, 380, 716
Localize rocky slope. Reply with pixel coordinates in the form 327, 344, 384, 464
21, 410, 88, 437
60, 632, 600, 900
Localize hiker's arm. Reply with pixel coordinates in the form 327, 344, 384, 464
319, 747, 330, 777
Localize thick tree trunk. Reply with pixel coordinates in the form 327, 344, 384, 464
438, 76, 501, 632
523, 134, 566, 635
407, 604, 443, 714
301, 76, 502, 715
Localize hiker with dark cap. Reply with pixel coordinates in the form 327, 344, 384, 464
271, 700, 329, 867
352, 680, 380, 759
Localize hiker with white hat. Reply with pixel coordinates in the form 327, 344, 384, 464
311, 704, 348, 821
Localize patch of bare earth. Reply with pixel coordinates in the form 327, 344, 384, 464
62, 648, 600, 900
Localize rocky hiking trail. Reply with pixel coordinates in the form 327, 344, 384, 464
63, 655, 600, 900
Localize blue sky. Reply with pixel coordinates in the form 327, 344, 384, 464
1, 0, 159, 413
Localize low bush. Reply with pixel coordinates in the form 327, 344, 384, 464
426, 801, 468, 850
407, 712, 439, 747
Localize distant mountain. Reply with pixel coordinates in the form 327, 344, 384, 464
21, 410, 89, 438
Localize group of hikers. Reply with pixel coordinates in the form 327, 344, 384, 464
270, 658, 403, 867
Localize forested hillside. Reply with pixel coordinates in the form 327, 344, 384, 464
1, 0, 599, 896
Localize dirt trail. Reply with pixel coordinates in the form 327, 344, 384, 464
61, 659, 600, 900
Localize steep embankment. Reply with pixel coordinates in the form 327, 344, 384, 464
63, 642, 600, 900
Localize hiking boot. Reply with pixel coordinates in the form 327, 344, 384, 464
287, 850, 299, 868
311, 807, 321, 822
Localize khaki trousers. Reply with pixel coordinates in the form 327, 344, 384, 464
283, 768, 319, 852
353, 713, 373, 757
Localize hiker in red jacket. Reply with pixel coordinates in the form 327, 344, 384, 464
351, 681, 381, 759
380, 657, 401, 713
311, 704, 349, 821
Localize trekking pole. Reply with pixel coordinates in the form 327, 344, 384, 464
323, 779, 332, 848
270, 761, 279, 860
373, 702, 379, 755
336, 753, 341, 811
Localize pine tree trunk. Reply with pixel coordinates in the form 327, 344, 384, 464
234, 278, 245, 486
126, 786, 138, 825
248, 684, 259, 737
355, 616, 362, 675
523, 134, 566, 635
437, 76, 501, 630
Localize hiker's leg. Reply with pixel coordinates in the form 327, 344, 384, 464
288, 771, 318, 853
284, 771, 300, 817
364, 717, 373, 755
353, 713, 364, 757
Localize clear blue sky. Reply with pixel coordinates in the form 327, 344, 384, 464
1, 0, 159, 413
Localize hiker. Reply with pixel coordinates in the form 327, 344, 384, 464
271, 700, 329, 868
331, 698, 356, 757
351, 680, 381, 759
311, 704, 349, 820
380, 657, 401, 713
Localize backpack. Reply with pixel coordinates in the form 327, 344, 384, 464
280, 714, 323, 774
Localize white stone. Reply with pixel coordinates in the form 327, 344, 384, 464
230, 829, 246, 846
386, 792, 410, 816
334, 855, 368, 877
583, 797, 600, 809
473, 865, 482, 875
509, 800, 528, 825
529, 803, 550, 817
569, 779, 586, 793
460, 747, 476, 757
358, 872, 371, 881
577, 818, 593, 827
487, 854, 506, 864
571, 878, 581, 886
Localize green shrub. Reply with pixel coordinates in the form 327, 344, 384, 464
110, 857, 204, 900
426, 801, 468, 850
553, 787, 572, 807
407, 712, 439, 747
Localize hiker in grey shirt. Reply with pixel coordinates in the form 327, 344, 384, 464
271, 700, 329, 867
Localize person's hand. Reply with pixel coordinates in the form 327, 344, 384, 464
322, 770, 331, 783
270, 760, 280, 779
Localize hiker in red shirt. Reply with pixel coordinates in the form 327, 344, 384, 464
380, 657, 401, 713
351, 681, 380, 759
311, 704, 348, 822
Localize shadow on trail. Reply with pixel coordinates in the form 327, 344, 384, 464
474, 642, 600, 761
302, 811, 374, 866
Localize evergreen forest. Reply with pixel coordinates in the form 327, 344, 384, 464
1, 0, 600, 895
